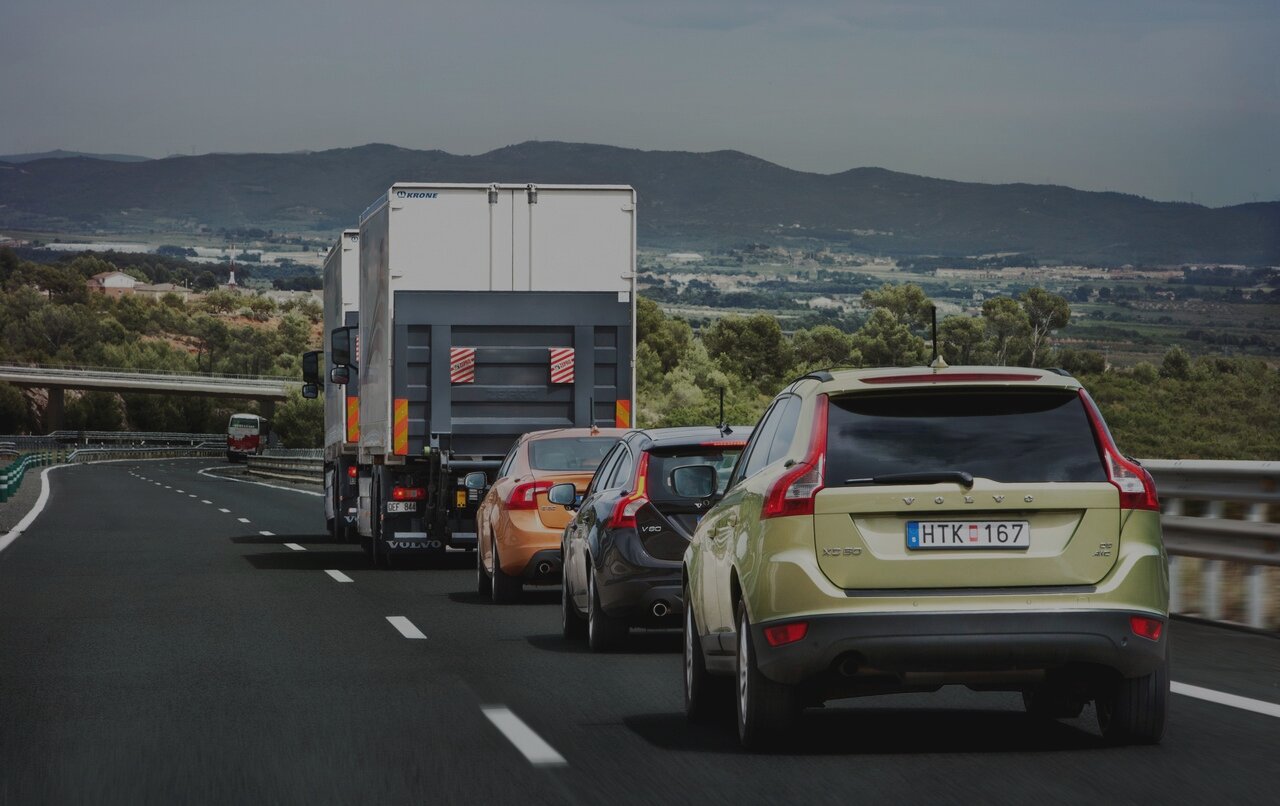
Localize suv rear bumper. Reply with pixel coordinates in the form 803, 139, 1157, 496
751, 609, 1167, 686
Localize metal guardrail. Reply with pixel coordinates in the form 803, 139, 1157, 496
1, 431, 226, 449
1143, 459, 1280, 631
0, 362, 295, 382
245, 451, 323, 483
65, 446, 225, 463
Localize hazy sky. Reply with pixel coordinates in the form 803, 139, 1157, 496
2, 0, 1277, 206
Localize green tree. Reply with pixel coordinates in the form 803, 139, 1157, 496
938, 315, 986, 365
202, 289, 238, 315
861, 283, 933, 329
66, 391, 124, 430
1020, 287, 1071, 367
701, 314, 794, 387
272, 389, 323, 447
982, 296, 1030, 366
637, 297, 693, 373
792, 325, 859, 370
1160, 346, 1191, 380
851, 308, 928, 367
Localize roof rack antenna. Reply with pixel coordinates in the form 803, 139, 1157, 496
929, 305, 949, 370
718, 387, 732, 436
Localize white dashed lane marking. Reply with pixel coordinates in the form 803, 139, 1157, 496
283, 543, 305, 552
218, 508, 230, 513
325, 570, 354, 583
481, 707, 567, 767
259, 531, 274, 536
237, 518, 250, 523
386, 616, 427, 640
201, 500, 212, 504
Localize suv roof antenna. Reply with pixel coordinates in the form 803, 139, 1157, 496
929, 304, 949, 370
718, 387, 732, 436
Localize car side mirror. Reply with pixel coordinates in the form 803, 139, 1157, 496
671, 464, 719, 500
301, 350, 322, 385
301, 383, 319, 399
463, 471, 488, 490
329, 366, 350, 385
547, 482, 578, 509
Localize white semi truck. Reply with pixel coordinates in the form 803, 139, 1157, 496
319, 229, 360, 540
326, 182, 637, 565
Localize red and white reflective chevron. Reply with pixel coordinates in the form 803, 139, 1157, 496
549, 347, 575, 384
450, 347, 476, 383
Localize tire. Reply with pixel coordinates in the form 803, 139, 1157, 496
1096, 660, 1169, 745
684, 586, 730, 722
562, 563, 586, 639
476, 539, 492, 596
587, 569, 627, 651
490, 542, 522, 604
736, 605, 799, 749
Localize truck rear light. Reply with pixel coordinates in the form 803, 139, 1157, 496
1079, 390, 1160, 512
762, 395, 828, 520
391, 486, 425, 501
609, 452, 650, 529
763, 621, 809, 647
347, 465, 358, 479
506, 480, 553, 510
1129, 615, 1163, 641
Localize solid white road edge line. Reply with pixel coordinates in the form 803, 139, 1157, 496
325, 570, 354, 583
0, 466, 61, 554
386, 616, 427, 640
283, 543, 305, 551
197, 466, 323, 497
480, 707, 568, 767
1172, 682, 1280, 719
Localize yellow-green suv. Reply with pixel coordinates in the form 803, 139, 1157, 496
681, 367, 1169, 749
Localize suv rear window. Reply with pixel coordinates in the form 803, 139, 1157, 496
825, 389, 1107, 484
528, 437, 620, 472
647, 447, 744, 501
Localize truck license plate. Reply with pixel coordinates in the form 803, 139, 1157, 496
386, 502, 417, 513
907, 521, 1030, 550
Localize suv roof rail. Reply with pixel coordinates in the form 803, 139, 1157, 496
1046, 367, 1075, 377
792, 370, 834, 384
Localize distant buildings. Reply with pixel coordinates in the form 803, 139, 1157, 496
85, 271, 138, 298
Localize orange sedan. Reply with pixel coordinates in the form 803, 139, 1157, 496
477, 427, 626, 603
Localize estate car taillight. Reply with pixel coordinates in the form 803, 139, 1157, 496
1130, 615, 1164, 641
763, 621, 809, 647
391, 486, 425, 501
1079, 389, 1160, 512
761, 395, 829, 520
506, 480, 553, 511
609, 452, 651, 529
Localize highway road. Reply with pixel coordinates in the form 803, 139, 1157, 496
1, 459, 1277, 804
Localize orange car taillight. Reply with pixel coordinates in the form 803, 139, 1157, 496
761, 395, 828, 520
609, 452, 651, 529
506, 480, 553, 510
1079, 389, 1159, 512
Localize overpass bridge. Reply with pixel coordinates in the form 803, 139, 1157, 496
0, 364, 302, 429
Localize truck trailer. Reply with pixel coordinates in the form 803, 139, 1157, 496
321, 229, 360, 541
329, 183, 637, 565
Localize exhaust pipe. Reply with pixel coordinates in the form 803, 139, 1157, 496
651, 601, 669, 618
536, 561, 553, 576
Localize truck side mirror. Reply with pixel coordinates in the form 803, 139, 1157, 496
301, 350, 322, 385
330, 326, 354, 367
301, 383, 319, 399
329, 366, 350, 385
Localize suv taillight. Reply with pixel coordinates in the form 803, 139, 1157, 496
762, 395, 828, 520
506, 480, 553, 510
1079, 389, 1159, 512
609, 452, 651, 529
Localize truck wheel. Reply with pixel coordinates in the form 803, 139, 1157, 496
684, 585, 730, 722
587, 570, 627, 651
736, 605, 799, 749
562, 565, 586, 639
1096, 660, 1169, 745
476, 541, 492, 596
490, 543, 522, 604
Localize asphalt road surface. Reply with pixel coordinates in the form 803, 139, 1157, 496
2, 459, 1277, 805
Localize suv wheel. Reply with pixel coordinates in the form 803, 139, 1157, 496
684, 586, 729, 722
562, 564, 586, 639
587, 570, 627, 651
736, 605, 798, 749
490, 543, 521, 604
1096, 660, 1169, 744
476, 541, 492, 596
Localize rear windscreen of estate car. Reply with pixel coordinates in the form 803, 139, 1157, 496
528, 437, 620, 472
824, 389, 1107, 484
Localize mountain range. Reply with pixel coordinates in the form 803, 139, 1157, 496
1, 142, 1276, 264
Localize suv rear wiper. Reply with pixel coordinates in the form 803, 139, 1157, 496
844, 471, 975, 488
